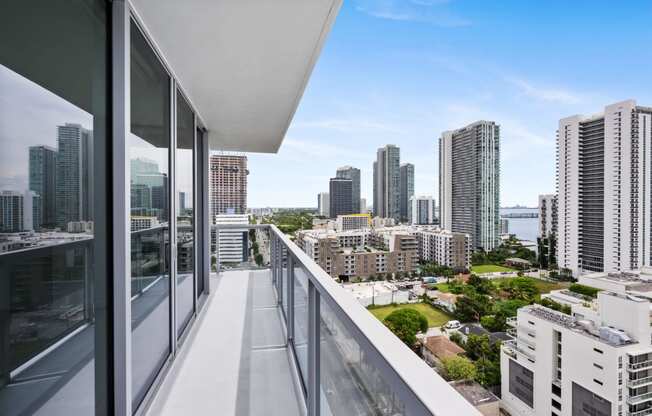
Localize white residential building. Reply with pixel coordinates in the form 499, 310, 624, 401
501, 291, 652, 416
538, 194, 557, 238
415, 228, 471, 272
214, 214, 249, 264
130, 216, 160, 232
557, 100, 652, 276
336, 214, 371, 231
409, 195, 436, 225
317, 192, 330, 217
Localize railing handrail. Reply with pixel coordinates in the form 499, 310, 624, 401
261, 224, 482, 415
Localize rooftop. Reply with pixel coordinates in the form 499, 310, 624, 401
448, 380, 499, 407
422, 336, 465, 360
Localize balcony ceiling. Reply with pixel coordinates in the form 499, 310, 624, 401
131, 0, 341, 153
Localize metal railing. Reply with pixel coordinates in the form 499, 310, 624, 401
628, 391, 652, 406
504, 340, 536, 362
629, 360, 652, 371
630, 407, 652, 416
212, 223, 482, 415
628, 376, 652, 388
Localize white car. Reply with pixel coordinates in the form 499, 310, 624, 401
444, 320, 461, 330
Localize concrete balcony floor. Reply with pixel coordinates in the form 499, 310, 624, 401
146, 269, 304, 416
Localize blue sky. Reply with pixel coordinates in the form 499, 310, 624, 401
247, 0, 652, 208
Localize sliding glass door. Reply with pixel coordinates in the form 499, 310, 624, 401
129, 19, 171, 410
175, 91, 195, 337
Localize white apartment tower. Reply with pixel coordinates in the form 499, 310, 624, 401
557, 100, 652, 276
501, 291, 652, 416
409, 195, 436, 225
538, 194, 557, 238
439, 121, 500, 251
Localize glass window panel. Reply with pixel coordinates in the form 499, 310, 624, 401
320, 300, 408, 415
293, 261, 309, 381
175, 90, 194, 337
0, 0, 108, 414
130, 20, 171, 410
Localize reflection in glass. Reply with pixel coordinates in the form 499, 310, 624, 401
320, 300, 407, 415
176, 90, 194, 336
130, 20, 171, 410
0, 1, 108, 414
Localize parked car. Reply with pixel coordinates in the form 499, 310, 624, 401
444, 320, 461, 330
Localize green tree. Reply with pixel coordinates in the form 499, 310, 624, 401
255, 253, 263, 266
467, 274, 494, 295
383, 308, 428, 347
494, 299, 529, 317
454, 293, 493, 322
442, 356, 477, 381
475, 357, 501, 387
500, 277, 538, 302
449, 331, 464, 347
480, 313, 507, 332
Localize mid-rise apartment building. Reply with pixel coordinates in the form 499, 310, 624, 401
415, 228, 471, 272
297, 225, 470, 276
538, 194, 557, 238
410, 195, 436, 225
209, 154, 248, 220
439, 121, 500, 251
296, 228, 417, 279
501, 290, 652, 416
336, 165, 361, 213
214, 214, 249, 263
374, 144, 401, 220
557, 100, 652, 276
336, 213, 371, 231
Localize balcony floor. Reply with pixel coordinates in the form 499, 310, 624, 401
147, 269, 304, 416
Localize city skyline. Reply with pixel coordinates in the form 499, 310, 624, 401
246, 0, 652, 208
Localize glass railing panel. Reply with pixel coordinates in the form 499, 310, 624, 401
281, 245, 289, 319
319, 298, 407, 416
293, 260, 309, 381
0, 241, 91, 378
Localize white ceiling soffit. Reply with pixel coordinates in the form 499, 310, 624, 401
130, 0, 342, 153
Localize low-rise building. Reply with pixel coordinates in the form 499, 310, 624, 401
341, 281, 409, 307
421, 335, 465, 368
449, 380, 500, 416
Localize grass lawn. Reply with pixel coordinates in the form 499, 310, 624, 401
492, 277, 569, 294
471, 264, 516, 274
368, 302, 452, 328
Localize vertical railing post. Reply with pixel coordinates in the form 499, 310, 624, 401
307, 281, 320, 416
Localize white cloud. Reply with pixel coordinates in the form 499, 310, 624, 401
507, 78, 582, 105
354, 0, 470, 27
291, 118, 401, 134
